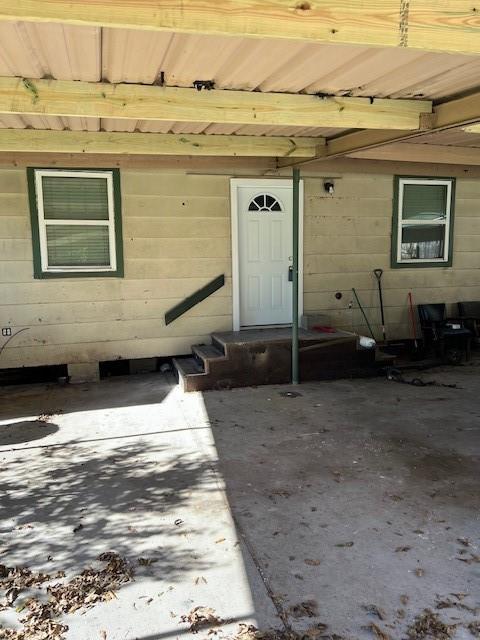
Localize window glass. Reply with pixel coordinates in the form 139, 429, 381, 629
42, 176, 109, 220
46, 225, 110, 266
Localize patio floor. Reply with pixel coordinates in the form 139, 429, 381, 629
0, 362, 479, 639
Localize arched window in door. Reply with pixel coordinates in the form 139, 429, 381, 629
248, 193, 283, 212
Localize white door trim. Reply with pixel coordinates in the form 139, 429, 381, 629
230, 178, 304, 332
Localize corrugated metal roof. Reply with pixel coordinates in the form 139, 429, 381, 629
408, 128, 480, 148
0, 22, 480, 138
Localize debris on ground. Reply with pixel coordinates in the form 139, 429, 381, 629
279, 392, 303, 398
363, 604, 387, 621
406, 609, 456, 639
0, 552, 133, 639
287, 599, 318, 618
365, 622, 391, 639
180, 606, 224, 633
395, 546, 412, 553
467, 621, 480, 637
435, 596, 479, 615
414, 568, 425, 577
335, 542, 354, 548
457, 554, 480, 564
230, 624, 339, 640
304, 558, 321, 566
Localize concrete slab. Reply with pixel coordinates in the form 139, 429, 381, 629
0, 362, 479, 639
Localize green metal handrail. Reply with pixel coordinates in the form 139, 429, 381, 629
165, 274, 225, 325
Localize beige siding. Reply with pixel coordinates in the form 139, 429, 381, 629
1, 164, 480, 370
303, 174, 480, 339
0, 169, 232, 368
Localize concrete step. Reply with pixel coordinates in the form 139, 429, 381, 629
172, 357, 207, 392
192, 344, 226, 374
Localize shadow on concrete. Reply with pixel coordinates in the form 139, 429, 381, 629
0, 372, 174, 422
0, 420, 59, 445
0, 439, 215, 577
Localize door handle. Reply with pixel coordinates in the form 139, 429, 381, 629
288, 266, 293, 282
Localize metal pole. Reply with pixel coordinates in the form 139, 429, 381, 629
292, 168, 300, 384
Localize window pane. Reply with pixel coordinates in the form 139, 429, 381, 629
42, 176, 109, 220
401, 224, 445, 260
46, 225, 111, 267
402, 183, 447, 221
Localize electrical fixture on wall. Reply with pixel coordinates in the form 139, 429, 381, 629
324, 181, 335, 195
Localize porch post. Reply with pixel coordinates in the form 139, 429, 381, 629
292, 167, 300, 384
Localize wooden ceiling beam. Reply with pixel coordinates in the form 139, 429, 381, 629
347, 142, 480, 165
0, 1, 479, 56
0, 128, 325, 157
0, 77, 431, 130
279, 90, 480, 168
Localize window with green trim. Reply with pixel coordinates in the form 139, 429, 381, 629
28, 168, 123, 278
392, 177, 455, 268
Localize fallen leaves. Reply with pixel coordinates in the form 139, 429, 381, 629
363, 604, 386, 621
287, 600, 318, 618
180, 606, 224, 633
365, 622, 390, 640
0, 552, 133, 640
407, 609, 456, 640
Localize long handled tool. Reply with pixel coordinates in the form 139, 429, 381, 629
352, 287, 375, 340
407, 291, 419, 350
373, 268, 387, 343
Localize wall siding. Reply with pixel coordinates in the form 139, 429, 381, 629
0, 165, 479, 369
0, 168, 232, 367
303, 174, 480, 340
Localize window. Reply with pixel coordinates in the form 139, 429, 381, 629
392, 177, 455, 268
28, 168, 123, 278
248, 193, 283, 212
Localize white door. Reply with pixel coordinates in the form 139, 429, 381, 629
236, 182, 295, 327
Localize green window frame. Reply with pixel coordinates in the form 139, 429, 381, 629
391, 176, 455, 269
28, 167, 123, 279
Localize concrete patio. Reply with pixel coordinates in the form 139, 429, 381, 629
0, 363, 479, 639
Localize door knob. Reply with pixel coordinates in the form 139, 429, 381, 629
288, 266, 293, 282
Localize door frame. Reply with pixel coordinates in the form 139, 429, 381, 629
230, 178, 304, 331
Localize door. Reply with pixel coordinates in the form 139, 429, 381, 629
233, 181, 299, 328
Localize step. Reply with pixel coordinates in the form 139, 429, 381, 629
172, 356, 207, 392
192, 344, 226, 373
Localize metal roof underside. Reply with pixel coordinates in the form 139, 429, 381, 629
0, 22, 480, 145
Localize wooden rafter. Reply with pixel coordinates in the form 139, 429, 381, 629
0, 77, 431, 130
0, 128, 325, 157
347, 142, 480, 165
0, 1, 479, 56
280, 90, 480, 167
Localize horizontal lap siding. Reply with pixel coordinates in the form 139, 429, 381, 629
1, 165, 480, 369
0, 169, 232, 368
303, 175, 480, 340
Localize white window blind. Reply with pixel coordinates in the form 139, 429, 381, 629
34, 170, 117, 273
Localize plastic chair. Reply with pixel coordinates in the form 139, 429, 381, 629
417, 303, 471, 363
457, 301, 480, 342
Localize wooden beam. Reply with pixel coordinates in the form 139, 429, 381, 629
0, 1, 479, 56
279, 90, 480, 168
347, 142, 480, 165
0, 77, 431, 130
0, 128, 324, 157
